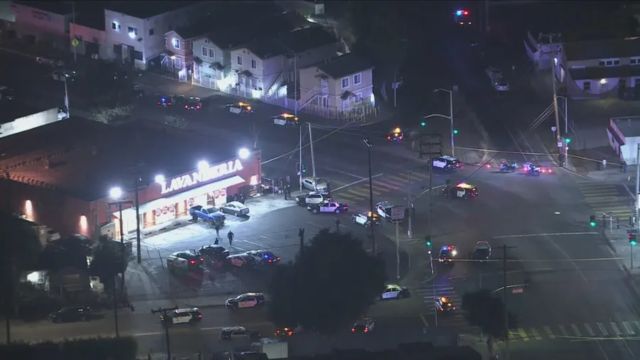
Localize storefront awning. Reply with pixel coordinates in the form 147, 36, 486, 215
135, 175, 246, 214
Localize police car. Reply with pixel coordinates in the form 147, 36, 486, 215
308, 201, 348, 214
273, 112, 299, 126
225, 101, 253, 114
160, 308, 203, 325
225, 292, 265, 310
438, 245, 458, 263
432, 156, 462, 171
352, 211, 381, 227
435, 296, 456, 312
375, 201, 394, 220
443, 182, 478, 199
380, 284, 410, 300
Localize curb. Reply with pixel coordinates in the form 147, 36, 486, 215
622, 264, 640, 300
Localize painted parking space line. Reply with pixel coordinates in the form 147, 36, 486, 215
622, 321, 636, 335
597, 322, 609, 336
583, 323, 595, 337
610, 322, 623, 336
543, 326, 556, 339
419, 313, 429, 327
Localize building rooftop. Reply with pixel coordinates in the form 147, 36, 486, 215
106, 1, 198, 19
13, 1, 72, 15
244, 37, 290, 59
280, 26, 336, 53
72, 1, 109, 30
0, 101, 57, 126
0, 118, 239, 201
564, 38, 640, 61
315, 53, 373, 79
569, 65, 640, 81
613, 116, 640, 138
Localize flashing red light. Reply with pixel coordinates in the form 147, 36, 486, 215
189, 259, 196, 264
485, 164, 491, 168
463, 10, 469, 15
364, 327, 369, 333
351, 328, 356, 333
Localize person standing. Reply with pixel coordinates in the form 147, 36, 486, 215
227, 230, 234, 246
215, 224, 221, 239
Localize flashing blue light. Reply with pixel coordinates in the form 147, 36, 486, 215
455, 10, 463, 16
441, 245, 449, 251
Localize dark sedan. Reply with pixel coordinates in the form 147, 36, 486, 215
49, 306, 93, 323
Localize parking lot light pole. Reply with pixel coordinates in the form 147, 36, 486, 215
363, 138, 376, 254
433, 88, 454, 156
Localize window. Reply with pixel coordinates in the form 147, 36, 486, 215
631, 58, 640, 65
172, 38, 180, 49
635, 78, 640, 87
251, 59, 256, 69
208, 48, 214, 58
127, 26, 138, 39
353, 73, 361, 85
600, 58, 620, 67
341, 77, 349, 88
583, 81, 591, 91
355, 92, 363, 103
148, 28, 154, 36
174, 57, 182, 68
202, 46, 207, 56
237, 56, 242, 65
111, 21, 120, 31
133, 50, 143, 61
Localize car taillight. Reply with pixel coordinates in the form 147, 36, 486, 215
197, 314, 203, 318
190, 260, 196, 264
364, 327, 369, 333
351, 328, 356, 333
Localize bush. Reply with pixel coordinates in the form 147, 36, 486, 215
15, 282, 61, 322
0, 336, 137, 360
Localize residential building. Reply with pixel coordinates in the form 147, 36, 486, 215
229, 38, 290, 99
162, 22, 217, 81
607, 116, 640, 164
555, 38, 640, 99
192, 32, 240, 90
9, 1, 73, 50
298, 53, 376, 120
103, 1, 208, 69
524, 30, 562, 70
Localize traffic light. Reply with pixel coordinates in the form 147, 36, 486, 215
629, 232, 638, 246
425, 236, 432, 248
564, 137, 572, 144
453, 129, 459, 135
419, 120, 427, 127
589, 215, 597, 228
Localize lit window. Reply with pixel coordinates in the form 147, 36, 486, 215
341, 77, 349, 88
128, 26, 138, 39
111, 21, 120, 31
353, 73, 361, 85
172, 38, 180, 49
237, 56, 242, 65
79, 215, 88, 234
24, 200, 34, 221
202, 46, 207, 56
251, 59, 256, 69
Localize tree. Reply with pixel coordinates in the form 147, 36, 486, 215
462, 289, 517, 356
89, 238, 127, 292
39, 235, 91, 272
0, 210, 43, 342
268, 229, 385, 334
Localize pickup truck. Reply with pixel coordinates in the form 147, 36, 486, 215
189, 205, 225, 226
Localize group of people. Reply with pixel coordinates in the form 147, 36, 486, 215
214, 225, 234, 246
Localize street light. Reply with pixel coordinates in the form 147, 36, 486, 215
197, 160, 209, 172
238, 147, 251, 160
428, 88, 455, 156
154, 174, 165, 184
363, 137, 375, 254
108, 185, 126, 338
109, 186, 123, 200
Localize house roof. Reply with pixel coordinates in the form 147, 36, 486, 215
315, 53, 373, 79
280, 26, 336, 53
569, 65, 640, 80
564, 38, 640, 61
243, 37, 290, 59
0, 118, 239, 201
13, 1, 72, 15
613, 117, 640, 138
106, 1, 198, 19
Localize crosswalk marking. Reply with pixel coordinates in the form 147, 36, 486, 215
632, 320, 640, 331
518, 328, 529, 341
530, 328, 543, 340
558, 325, 568, 337
584, 323, 595, 337
597, 322, 609, 336
543, 326, 556, 339
571, 324, 582, 337
623, 321, 635, 335
611, 322, 623, 336
577, 182, 633, 220
379, 177, 406, 187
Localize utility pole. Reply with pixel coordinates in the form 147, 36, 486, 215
134, 177, 141, 264
395, 218, 400, 280
298, 228, 305, 257
64, 77, 70, 118
72, 1, 77, 65
308, 122, 316, 178
448, 89, 454, 157
3, 173, 11, 343
503, 244, 509, 360
364, 138, 375, 254
118, 202, 125, 293
407, 189, 413, 238
112, 275, 119, 337
151, 306, 178, 360
636, 144, 640, 233
551, 59, 562, 167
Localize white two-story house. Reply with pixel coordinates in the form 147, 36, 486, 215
298, 53, 375, 120
103, 1, 208, 69
555, 37, 640, 99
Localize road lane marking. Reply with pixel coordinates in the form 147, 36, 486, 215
419, 313, 429, 327
597, 322, 609, 336
611, 322, 623, 336
493, 231, 599, 239
571, 324, 582, 337
543, 326, 556, 339
584, 323, 595, 337
530, 328, 542, 340
518, 328, 529, 341
133, 331, 163, 337
623, 321, 635, 335
333, 173, 383, 191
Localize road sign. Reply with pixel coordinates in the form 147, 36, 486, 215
391, 206, 405, 221
551, 126, 557, 133
71, 38, 80, 47
557, 141, 563, 148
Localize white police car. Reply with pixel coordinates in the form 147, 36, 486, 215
225, 292, 265, 309
380, 284, 410, 300
432, 156, 462, 171
160, 308, 202, 325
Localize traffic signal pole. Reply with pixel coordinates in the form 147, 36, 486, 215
636, 144, 639, 232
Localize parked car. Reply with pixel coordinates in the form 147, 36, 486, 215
183, 96, 202, 111
225, 292, 265, 310
273, 112, 299, 126
49, 306, 93, 323
157, 95, 174, 107
375, 201, 394, 220
160, 308, 202, 325
221, 201, 249, 216
244, 250, 280, 265
380, 284, 410, 300
220, 326, 261, 340
189, 205, 225, 225
472, 241, 492, 261
302, 177, 329, 193
36, 56, 63, 67
52, 68, 78, 82
226, 101, 253, 114
167, 251, 204, 272
308, 201, 348, 214
112, 70, 129, 81
226, 254, 256, 268
296, 192, 326, 206
199, 245, 230, 268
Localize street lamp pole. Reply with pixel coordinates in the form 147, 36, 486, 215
134, 178, 141, 264
432, 88, 455, 156
364, 138, 375, 254
63, 77, 70, 118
